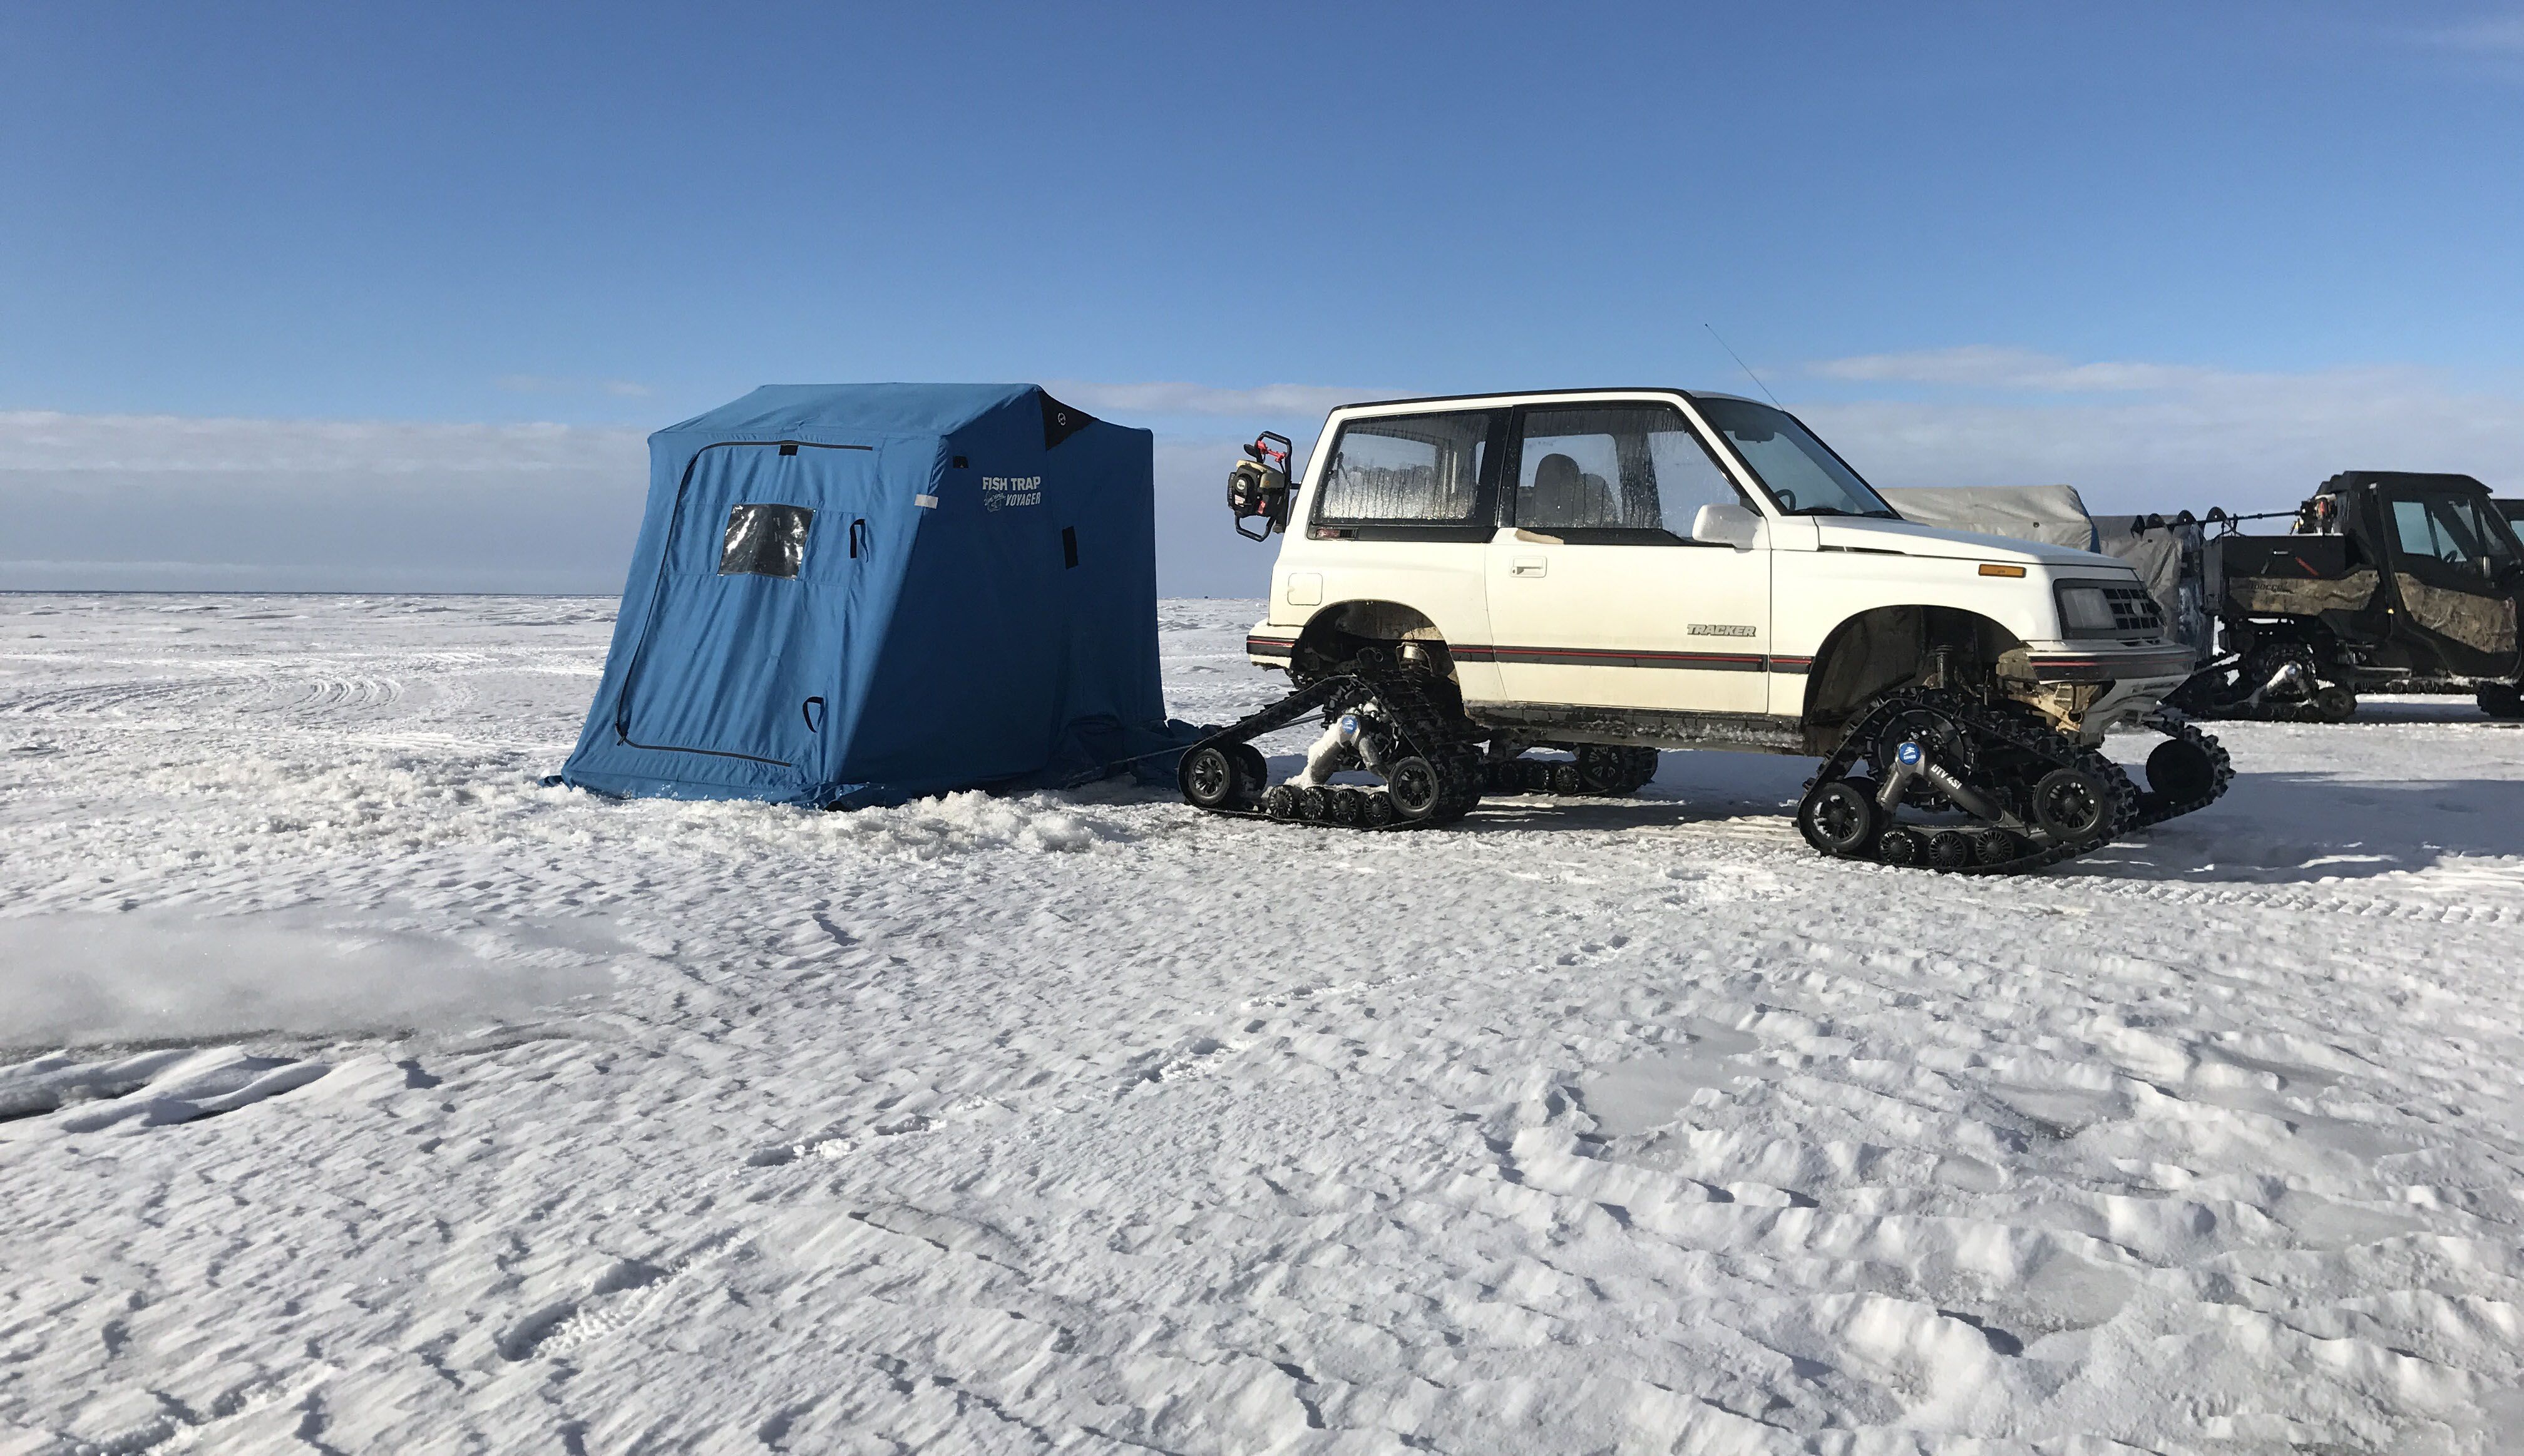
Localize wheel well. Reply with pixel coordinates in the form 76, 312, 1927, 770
1291, 600, 1454, 680
1803, 606, 2024, 739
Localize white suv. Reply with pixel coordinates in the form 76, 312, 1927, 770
1181, 388, 2229, 873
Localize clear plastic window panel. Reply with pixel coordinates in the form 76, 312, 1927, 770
1516, 405, 1741, 535
1318, 413, 1491, 521
719, 503, 816, 578
2391, 496, 2514, 571
2393, 501, 2448, 562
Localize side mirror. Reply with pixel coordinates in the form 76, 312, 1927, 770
1692, 503, 1762, 549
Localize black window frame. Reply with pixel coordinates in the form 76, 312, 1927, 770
1306, 408, 1507, 543
1502, 400, 1755, 547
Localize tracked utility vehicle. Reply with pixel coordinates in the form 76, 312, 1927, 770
1181, 389, 2231, 873
2170, 472, 2524, 721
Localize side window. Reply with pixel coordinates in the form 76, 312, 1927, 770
719, 503, 814, 578
1512, 404, 1743, 538
2392, 500, 2439, 562
1315, 411, 1494, 523
2396, 495, 2517, 572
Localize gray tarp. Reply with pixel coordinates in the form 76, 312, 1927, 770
2093, 515, 2214, 656
1877, 484, 2101, 553
1880, 485, 2215, 653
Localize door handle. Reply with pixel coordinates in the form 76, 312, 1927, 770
1511, 556, 1547, 578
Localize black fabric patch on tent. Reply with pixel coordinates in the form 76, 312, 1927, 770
721, 503, 814, 578
1042, 393, 1097, 449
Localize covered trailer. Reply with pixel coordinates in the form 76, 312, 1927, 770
561, 383, 1180, 807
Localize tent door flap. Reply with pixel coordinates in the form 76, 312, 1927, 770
615, 441, 877, 772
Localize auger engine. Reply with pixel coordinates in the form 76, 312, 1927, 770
1226, 432, 1294, 541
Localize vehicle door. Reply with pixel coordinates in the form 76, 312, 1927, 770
2379, 486, 2523, 676
1480, 401, 1772, 713
615, 441, 877, 777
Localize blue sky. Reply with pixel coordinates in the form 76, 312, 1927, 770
4, 1, 2521, 592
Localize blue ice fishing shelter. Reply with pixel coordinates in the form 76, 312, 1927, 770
560, 384, 1175, 808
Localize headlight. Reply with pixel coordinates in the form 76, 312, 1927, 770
2057, 586, 2117, 632
2053, 578, 2163, 638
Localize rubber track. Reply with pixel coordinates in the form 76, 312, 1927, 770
1482, 747, 1659, 797
2183, 692, 2352, 724
2128, 713, 2235, 830
1182, 667, 1483, 830
1797, 690, 2172, 876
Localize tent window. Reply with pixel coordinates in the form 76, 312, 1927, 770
719, 503, 815, 579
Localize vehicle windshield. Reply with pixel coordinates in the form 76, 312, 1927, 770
1690, 396, 1897, 518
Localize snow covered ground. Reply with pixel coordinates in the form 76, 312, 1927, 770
4, 593, 2523, 1455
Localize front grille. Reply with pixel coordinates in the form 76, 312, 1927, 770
2101, 584, 2162, 633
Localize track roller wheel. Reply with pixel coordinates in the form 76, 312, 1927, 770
2145, 736, 2222, 803
1296, 786, 1331, 821
1360, 792, 1397, 828
2311, 684, 2357, 722
1927, 829, 1974, 871
1547, 761, 1584, 794
1179, 745, 1246, 811
1265, 784, 1300, 819
1877, 827, 1923, 866
1575, 745, 1652, 794
2030, 766, 2113, 842
1386, 756, 1445, 822
1798, 779, 1880, 857
1973, 828, 2023, 866
1328, 787, 1365, 825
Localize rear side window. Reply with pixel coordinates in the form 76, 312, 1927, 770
719, 503, 815, 578
1315, 411, 1495, 523
1513, 403, 1745, 538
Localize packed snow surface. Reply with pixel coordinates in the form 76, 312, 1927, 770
4, 593, 2523, 1454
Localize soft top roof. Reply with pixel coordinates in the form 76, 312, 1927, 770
2317, 470, 2492, 497
659, 382, 1045, 439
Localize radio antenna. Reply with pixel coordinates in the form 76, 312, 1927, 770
1704, 323, 1783, 408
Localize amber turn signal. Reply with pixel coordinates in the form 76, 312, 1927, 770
1978, 563, 2027, 578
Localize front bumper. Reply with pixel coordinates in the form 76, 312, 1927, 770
1247, 632, 1296, 667
2019, 643, 2196, 685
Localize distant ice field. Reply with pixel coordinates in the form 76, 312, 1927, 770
3, 593, 2522, 1453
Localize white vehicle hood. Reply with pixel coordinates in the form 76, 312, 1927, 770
1814, 517, 2128, 571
